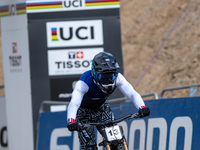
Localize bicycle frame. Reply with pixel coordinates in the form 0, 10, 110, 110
78, 113, 140, 150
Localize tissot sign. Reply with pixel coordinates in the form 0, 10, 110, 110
48, 48, 103, 75
46, 20, 103, 47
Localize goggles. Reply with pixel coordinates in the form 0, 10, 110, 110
96, 71, 118, 83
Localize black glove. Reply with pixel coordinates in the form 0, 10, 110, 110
67, 122, 78, 131
138, 107, 150, 118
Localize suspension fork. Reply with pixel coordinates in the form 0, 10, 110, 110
105, 144, 111, 150
119, 125, 129, 150
100, 128, 111, 150
102, 137, 111, 150
122, 141, 128, 150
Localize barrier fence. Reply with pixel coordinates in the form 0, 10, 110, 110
37, 96, 200, 150
1, 84, 200, 150
39, 92, 158, 112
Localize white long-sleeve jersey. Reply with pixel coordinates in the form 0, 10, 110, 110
67, 70, 145, 121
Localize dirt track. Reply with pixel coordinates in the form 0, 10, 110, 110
0, 0, 200, 98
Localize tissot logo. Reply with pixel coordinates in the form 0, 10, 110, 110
76, 51, 83, 59
46, 20, 103, 48
68, 51, 83, 59
48, 48, 103, 75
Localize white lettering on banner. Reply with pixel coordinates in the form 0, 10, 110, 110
46, 20, 103, 48
146, 118, 167, 150
49, 117, 193, 150
168, 117, 193, 150
50, 128, 71, 150
50, 128, 80, 150
48, 48, 103, 75
129, 120, 146, 150
58, 93, 72, 98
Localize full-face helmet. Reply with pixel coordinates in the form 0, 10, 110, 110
91, 52, 120, 94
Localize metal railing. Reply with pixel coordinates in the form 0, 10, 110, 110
160, 83, 200, 98
40, 82, 200, 112
39, 92, 158, 112
108, 92, 158, 105
142, 92, 158, 99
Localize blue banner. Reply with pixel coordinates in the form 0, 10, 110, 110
37, 97, 200, 150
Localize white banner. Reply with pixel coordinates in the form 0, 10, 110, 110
48, 48, 104, 75
1, 13, 34, 150
46, 20, 103, 48
26, 0, 120, 13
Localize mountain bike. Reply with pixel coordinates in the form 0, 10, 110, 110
77, 113, 141, 150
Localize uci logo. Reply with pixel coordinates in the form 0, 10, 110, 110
47, 20, 104, 48
63, 0, 83, 8
52, 26, 95, 41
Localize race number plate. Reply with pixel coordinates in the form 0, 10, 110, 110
105, 125, 122, 141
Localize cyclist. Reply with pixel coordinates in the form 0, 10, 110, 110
67, 52, 150, 150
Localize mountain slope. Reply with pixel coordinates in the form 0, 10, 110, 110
120, 0, 200, 98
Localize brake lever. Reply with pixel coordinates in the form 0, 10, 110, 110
131, 113, 140, 118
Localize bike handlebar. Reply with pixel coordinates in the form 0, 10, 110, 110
77, 113, 141, 131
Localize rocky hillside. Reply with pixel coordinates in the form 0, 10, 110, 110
0, 0, 200, 99
120, 0, 200, 99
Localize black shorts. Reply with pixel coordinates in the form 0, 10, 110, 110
76, 102, 114, 150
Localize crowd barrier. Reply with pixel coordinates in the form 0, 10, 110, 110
37, 96, 200, 150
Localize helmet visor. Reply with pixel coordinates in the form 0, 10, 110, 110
96, 71, 118, 83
